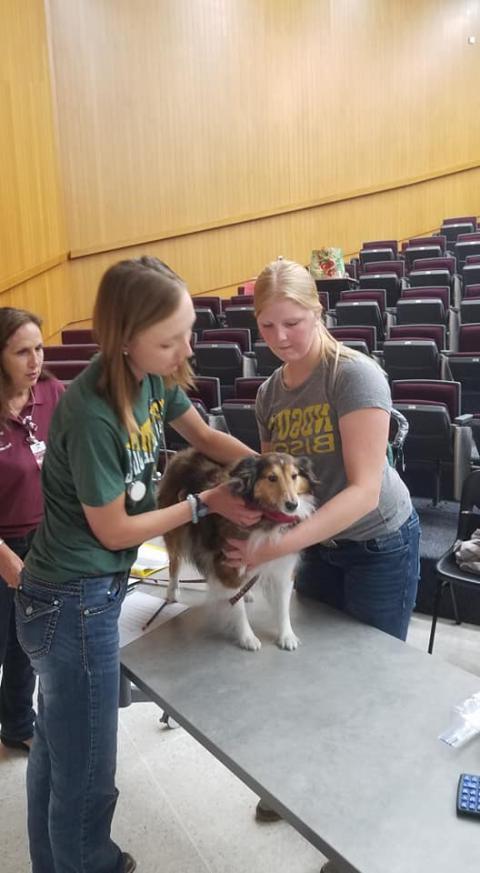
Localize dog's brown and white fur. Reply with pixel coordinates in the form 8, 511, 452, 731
157, 449, 317, 651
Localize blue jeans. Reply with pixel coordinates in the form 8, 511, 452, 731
0, 531, 36, 743
15, 568, 129, 873
295, 510, 420, 641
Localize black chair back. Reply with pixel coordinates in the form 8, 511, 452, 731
253, 341, 281, 376
224, 306, 259, 342
359, 273, 401, 307
457, 470, 480, 539
221, 401, 260, 452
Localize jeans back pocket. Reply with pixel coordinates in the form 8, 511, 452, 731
15, 587, 62, 658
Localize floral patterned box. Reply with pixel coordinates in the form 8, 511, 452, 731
310, 247, 345, 279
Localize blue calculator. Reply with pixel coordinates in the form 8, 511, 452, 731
457, 774, 480, 818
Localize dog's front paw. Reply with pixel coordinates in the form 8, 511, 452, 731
277, 632, 299, 651
238, 632, 262, 651
166, 581, 179, 602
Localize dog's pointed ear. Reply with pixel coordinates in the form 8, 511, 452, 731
295, 455, 321, 486
228, 456, 260, 501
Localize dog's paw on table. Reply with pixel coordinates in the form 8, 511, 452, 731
238, 632, 262, 651
277, 632, 300, 651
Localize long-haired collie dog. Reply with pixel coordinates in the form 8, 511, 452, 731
157, 449, 317, 651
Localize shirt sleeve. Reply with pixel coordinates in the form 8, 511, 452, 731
66, 414, 127, 507
255, 376, 275, 443
334, 357, 392, 419
163, 383, 192, 423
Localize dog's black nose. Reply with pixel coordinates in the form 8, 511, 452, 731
285, 500, 298, 512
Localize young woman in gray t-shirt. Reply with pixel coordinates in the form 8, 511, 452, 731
225, 258, 420, 644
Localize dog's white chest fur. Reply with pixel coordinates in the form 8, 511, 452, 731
209, 492, 316, 651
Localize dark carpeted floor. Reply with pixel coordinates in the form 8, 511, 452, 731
414, 496, 480, 625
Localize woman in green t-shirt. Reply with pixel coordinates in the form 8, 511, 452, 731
16, 257, 260, 873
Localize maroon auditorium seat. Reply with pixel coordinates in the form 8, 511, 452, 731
412, 256, 456, 275
329, 325, 378, 353
43, 343, 98, 361
46, 360, 88, 381
362, 259, 405, 278
61, 328, 95, 344
388, 324, 446, 351
229, 294, 254, 306
233, 377, 266, 400
192, 296, 223, 322
187, 376, 221, 411
463, 284, 480, 299
362, 239, 398, 257
201, 328, 252, 353
341, 288, 387, 313
400, 286, 450, 312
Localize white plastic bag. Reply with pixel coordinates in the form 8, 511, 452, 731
439, 691, 480, 748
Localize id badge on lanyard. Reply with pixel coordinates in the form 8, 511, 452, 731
29, 438, 46, 469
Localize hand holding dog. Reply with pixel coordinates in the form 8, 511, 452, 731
201, 484, 262, 527
223, 536, 275, 571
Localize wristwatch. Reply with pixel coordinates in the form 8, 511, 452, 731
186, 493, 210, 524
195, 494, 210, 520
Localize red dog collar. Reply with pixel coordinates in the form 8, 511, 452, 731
260, 508, 300, 525
245, 500, 299, 526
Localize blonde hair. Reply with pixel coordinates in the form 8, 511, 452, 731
254, 259, 359, 368
93, 257, 194, 433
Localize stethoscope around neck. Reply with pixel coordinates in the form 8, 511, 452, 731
126, 453, 165, 502
125, 381, 169, 503
127, 480, 147, 502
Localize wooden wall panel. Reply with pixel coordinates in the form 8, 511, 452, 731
0, 0, 66, 294
0, 262, 71, 342
66, 166, 480, 319
3, 1, 479, 327
47, 0, 480, 258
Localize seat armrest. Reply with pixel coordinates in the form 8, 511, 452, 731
451, 274, 462, 309
440, 354, 452, 381
448, 308, 460, 350
453, 424, 473, 500
242, 355, 257, 377
455, 414, 474, 425
208, 411, 229, 432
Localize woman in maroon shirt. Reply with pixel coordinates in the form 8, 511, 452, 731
0, 308, 64, 752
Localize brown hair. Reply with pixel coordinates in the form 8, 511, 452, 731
93, 256, 194, 433
254, 259, 358, 369
0, 307, 48, 429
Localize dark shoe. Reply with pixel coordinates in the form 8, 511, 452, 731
122, 852, 137, 872
320, 863, 338, 873
0, 737, 32, 754
255, 798, 282, 822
